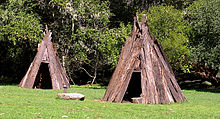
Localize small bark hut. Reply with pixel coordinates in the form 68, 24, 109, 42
102, 15, 186, 104
19, 26, 70, 89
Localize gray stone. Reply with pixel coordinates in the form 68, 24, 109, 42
58, 93, 85, 100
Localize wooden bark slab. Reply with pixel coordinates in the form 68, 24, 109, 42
57, 93, 85, 100
132, 97, 143, 104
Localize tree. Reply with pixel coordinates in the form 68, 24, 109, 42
107, 0, 196, 28
0, 0, 42, 84
146, 5, 191, 72
31, 0, 132, 84
0, 0, 42, 43
187, 0, 220, 79
63, 0, 131, 84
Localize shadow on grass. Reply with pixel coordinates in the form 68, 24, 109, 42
71, 85, 107, 89
177, 72, 220, 93
194, 89, 220, 93
179, 82, 220, 93
0, 84, 18, 86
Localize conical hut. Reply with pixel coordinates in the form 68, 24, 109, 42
102, 15, 186, 104
19, 26, 70, 89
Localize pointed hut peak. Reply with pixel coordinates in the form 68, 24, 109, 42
136, 14, 147, 24
44, 25, 50, 34
45, 25, 48, 32
42, 25, 52, 42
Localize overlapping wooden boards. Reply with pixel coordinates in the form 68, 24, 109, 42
19, 26, 70, 89
102, 15, 186, 104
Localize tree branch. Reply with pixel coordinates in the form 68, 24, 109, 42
80, 67, 94, 78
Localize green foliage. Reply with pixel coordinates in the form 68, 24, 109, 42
69, 0, 114, 66
39, 0, 132, 84
71, 24, 131, 67
147, 5, 191, 72
0, 0, 43, 84
187, 0, 220, 69
0, 0, 42, 44
0, 85, 220, 118
162, 0, 196, 9
98, 23, 132, 67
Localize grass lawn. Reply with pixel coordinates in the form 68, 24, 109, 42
0, 85, 220, 119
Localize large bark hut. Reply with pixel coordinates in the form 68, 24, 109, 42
102, 15, 186, 104
19, 26, 70, 89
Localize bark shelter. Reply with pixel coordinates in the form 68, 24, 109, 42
102, 15, 186, 104
19, 26, 70, 89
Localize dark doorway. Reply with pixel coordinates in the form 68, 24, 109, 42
123, 72, 142, 102
33, 63, 52, 89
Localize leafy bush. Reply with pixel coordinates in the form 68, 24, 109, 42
146, 5, 191, 72
0, 0, 42, 43
0, 0, 42, 84
187, 0, 220, 71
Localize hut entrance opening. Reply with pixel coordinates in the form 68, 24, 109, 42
123, 72, 142, 102
33, 63, 52, 89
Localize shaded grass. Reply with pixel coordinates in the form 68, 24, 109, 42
0, 85, 220, 119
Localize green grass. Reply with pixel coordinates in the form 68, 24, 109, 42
0, 85, 220, 119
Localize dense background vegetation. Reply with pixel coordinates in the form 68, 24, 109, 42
0, 0, 219, 88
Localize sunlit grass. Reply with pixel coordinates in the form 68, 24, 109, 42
0, 85, 219, 119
